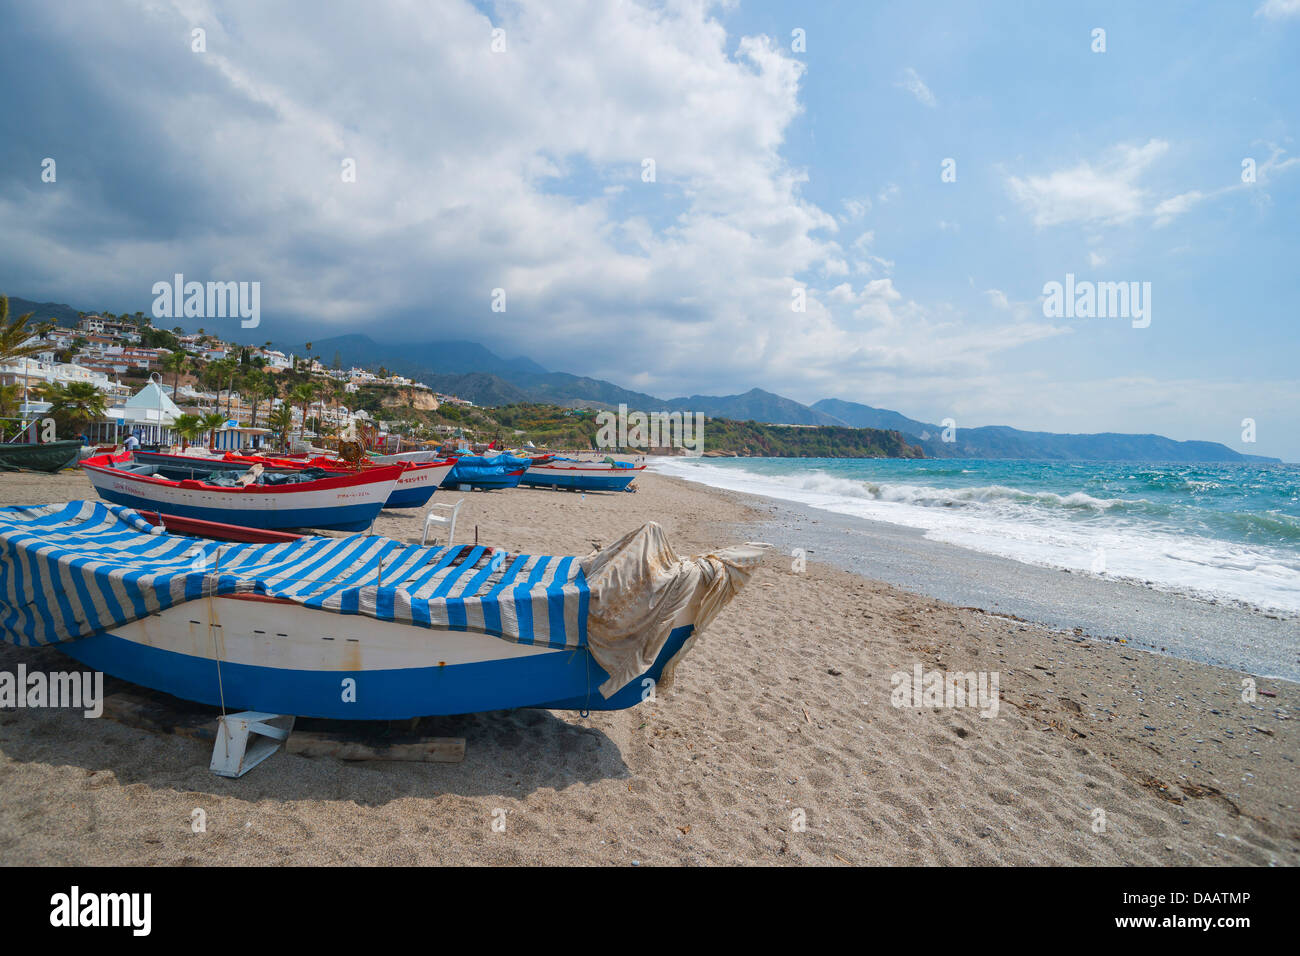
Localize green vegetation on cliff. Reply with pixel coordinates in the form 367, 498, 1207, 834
698, 420, 924, 458
487, 405, 923, 458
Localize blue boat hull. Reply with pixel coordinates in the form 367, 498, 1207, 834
91, 486, 382, 532
442, 475, 523, 491
55, 624, 693, 718
384, 485, 438, 509
522, 472, 637, 492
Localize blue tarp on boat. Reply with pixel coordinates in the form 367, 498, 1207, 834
443, 454, 530, 488
0, 501, 587, 650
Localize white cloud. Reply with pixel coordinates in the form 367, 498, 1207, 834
1006, 139, 1169, 227
981, 286, 1039, 322
0, 0, 1206, 417
896, 67, 937, 108
841, 198, 871, 221
1153, 190, 1205, 227
848, 231, 894, 275
1255, 0, 1300, 18
0, 0, 853, 389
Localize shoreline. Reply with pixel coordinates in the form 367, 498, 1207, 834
0, 470, 1295, 865
653, 461, 1300, 684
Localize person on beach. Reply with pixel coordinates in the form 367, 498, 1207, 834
124, 431, 140, 452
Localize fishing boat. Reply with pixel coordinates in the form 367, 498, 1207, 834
375, 459, 455, 508
0, 501, 763, 718
0, 439, 82, 473
130, 450, 455, 510
441, 454, 530, 491
522, 457, 645, 492
223, 454, 455, 509
215, 452, 455, 510
79, 453, 401, 532
368, 449, 443, 465
134, 448, 298, 473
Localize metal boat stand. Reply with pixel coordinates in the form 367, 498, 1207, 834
209, 711, 296, 778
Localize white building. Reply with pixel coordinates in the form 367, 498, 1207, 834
0, 356, 119, 393
86, 381, 183, 445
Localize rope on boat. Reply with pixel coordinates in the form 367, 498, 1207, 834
580, 648, 591, 719
208, 545, 228, 719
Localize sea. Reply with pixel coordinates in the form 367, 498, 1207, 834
650, 457, 1300, 615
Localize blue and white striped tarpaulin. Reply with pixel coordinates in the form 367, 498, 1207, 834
0, 501, 588, 650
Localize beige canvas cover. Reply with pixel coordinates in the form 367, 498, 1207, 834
580, 522, 764, 697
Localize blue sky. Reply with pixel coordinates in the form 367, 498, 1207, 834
1, 0, 1297, 458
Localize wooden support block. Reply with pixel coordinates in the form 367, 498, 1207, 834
210, 711, 296, 778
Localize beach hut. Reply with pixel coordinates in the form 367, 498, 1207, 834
210, 421, 274, 452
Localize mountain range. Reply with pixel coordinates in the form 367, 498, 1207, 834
812, 399, 1279, 463
4, 295, 1281, 462
295, 333, 1277, 463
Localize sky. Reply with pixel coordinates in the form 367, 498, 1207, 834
1, 0, 1297, 459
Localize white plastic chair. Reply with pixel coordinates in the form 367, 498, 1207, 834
421, 498, 464, 547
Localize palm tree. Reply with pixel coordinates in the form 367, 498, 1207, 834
289, 381, 316, 438
245, 371, 275, 429
268, 403, 294, 452
161, 350, 189, 399
221, 358, 239, 417
0, 295, 53, 366
171, 413, 204, 451
200, 356, 234, 415
201, 412, 226, 451
39, 381, 108, 438
326, 381, 346, 431
0, 383, 20, 418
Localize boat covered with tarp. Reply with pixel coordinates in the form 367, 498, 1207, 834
0, 439, 82, 473
0, 501, 763, 718
441, 453, 532, 490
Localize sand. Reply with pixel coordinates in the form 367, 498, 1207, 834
0, 469, 1295, 865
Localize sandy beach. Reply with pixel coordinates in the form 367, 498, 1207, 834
0, 469, 1295, 866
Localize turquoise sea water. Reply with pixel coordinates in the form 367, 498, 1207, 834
651, 458, 1300, 614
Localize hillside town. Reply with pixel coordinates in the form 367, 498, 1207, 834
0, 304, 478, 452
